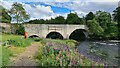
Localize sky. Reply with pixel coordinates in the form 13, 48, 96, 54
0, 0, 120, 22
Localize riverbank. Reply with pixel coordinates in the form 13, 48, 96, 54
1, 34, 116, 67
35, 39, 105, 66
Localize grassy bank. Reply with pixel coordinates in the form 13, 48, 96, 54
1, 46, 12, 66
35, 39, 105, 66
0, 34, 32, 66
0, 34, 32, 47
0, 34, 22, 42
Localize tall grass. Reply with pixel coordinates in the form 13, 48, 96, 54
0, 46, 2, 67
0, 34, 22, 42
7, 38, 31, 47
1, 34, 32, 47
1, 46, 12, 66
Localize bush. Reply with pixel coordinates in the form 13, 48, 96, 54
7, 38, 31, 47
16, 24, 25, 35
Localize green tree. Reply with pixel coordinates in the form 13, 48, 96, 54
107, 22, 118, 39
9, 2, 29, 23
96, 11, 111, 29
95, 11, 111, 37
66, 13, 82, 24
54, 16, 65, 24
113, 7, 120, 23
87, 19, 104, 37
85, 12, 95, 25
113, 7, 120, 39
0, 6, 11, 23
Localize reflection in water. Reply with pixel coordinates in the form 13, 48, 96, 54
77, 40, 119, 66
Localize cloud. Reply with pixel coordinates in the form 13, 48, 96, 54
23, 4, 54, 19
90, 0, 119, 2
0, 1, 13, 9
0, 1, 60, 20
1, 0, 119, 22
46, 1, 118, 13
54, 0, 70, 2
4, 0, 120, 2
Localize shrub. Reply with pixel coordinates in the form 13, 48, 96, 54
32, 38, 43, 42
16, 24, 25, 35
7, 38, 31, 47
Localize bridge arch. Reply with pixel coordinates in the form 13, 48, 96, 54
29, 35, 39, 38
46, 31, 64, 39
69, 29, 88, 41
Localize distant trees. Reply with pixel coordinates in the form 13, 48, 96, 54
65, 13, 84, 24
0, 6, 11, 23
26, 13, 84, 24
54, 16, 65, 24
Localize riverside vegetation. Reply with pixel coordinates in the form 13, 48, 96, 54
35, 39, 105, 66
1, 34, 105, 67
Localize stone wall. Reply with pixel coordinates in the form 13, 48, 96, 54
0, 23, 11, 34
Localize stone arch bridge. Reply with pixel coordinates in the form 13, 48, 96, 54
24, 24, 88, 39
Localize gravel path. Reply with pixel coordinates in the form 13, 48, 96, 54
9, 43, 40, 66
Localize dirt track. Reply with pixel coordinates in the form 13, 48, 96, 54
9, 43, 40, 66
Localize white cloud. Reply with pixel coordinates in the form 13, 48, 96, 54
0, 1, 13, 9
0, 1, 60, 20
54, 0, 70, 2
90, 0, 119, 2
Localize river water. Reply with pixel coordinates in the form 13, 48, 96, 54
77, 40, 120, 66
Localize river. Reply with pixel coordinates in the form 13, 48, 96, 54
77, 40, 120, 66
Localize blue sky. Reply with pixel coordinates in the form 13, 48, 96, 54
24, 2, 72, 14
0, 0, 119, 21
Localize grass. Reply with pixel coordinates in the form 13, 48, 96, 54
0, 34, 32, 66
0, 46, 26, 66
1, 46, 12, 66
7, 38, 31, 47
0, 46, 2, 67
8, 46, 26, 57
0, 34, 22, 42
1, 34, 32, 47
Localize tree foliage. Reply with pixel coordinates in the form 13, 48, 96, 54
9, 2, 29, 23
16, 24, 25, 35
113, 7, 120, 39
85, 12, 95, 25
26, 13, 84, 24
96, 11, 111, 30
113, 7, 120, 23
87, 19, 104, 36
54, 16, 65, 24
0, 6, 11, 23
66, 13, 84, 24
